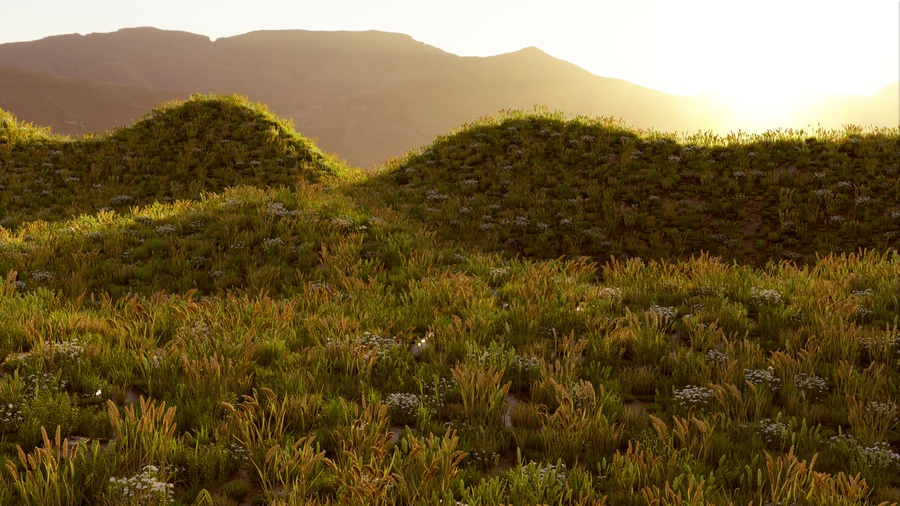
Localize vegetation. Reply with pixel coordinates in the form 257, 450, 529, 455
0, 93, 899, 505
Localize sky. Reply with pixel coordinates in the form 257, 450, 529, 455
3, 0, 898, 103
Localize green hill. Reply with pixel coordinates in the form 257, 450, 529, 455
0, 95, 899, 506
351, 106, 900, 267
1, 94, 360, 229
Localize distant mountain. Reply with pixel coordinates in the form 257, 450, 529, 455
0, 65, 187, 137
0, 27, 896, 168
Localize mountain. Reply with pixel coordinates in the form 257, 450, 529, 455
0, 27, 896, 168
0, 65, 186, 136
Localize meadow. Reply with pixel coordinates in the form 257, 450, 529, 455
0, 93, 899, 505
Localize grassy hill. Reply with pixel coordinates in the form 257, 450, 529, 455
0, 94, 899, 506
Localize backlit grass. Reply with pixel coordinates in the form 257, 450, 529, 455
0, 94, 899, 505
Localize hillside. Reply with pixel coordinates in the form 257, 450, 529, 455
1, 96, 900, 506
1, 27, 896, 169
350, 107, 900, 267
1, 95, 897, 299
0, 65, 187, 137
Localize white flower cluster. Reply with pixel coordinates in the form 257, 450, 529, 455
705, 349, 728, 363
595, 286, 623, 300
108, 465, 175, 505
856, 441, 900, 469
792, 373, 828, 398
866, 400, 899, 419
384, 392, 423, 420
223, 442, 251, 463
757, 420, 789, 446
489, 267, 509, 280
426, 189, 449, 201
323, 332, 400, 359
30, 270, 53, 282
673, 385, 714, 411
47, 338, 84, 360
856, 306, 874, 321
309, 281, 333, 291
330, 217, 352, 228
850, 288, 872, 299
424, 377, 457, 409
500, 215, 530, 227
155, 225, 176, 236
266, 202, 298, 218
858, 331, 900, 354
750, 286, 783, 306
467, 348, 540, 376
22, 371, 68, 396
649, 305, 678, 320
829, 433, 900, 471
464, 448, 499, 469
0, 403, 25, 430
744, 368, 781, 391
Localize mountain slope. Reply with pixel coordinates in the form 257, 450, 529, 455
2, 27, 895, 169
0, 65, 187, 137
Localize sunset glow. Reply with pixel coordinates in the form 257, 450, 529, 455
3, 0, 896, 99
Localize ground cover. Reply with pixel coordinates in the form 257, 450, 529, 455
0, 94, 899, 505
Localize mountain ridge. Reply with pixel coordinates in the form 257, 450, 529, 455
0, 27, 895, 168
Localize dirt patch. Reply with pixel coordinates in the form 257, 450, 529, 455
489, 449, 518, 478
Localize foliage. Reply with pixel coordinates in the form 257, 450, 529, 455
0, 96, 898, 504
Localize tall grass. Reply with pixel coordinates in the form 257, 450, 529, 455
0, 94, 898, 504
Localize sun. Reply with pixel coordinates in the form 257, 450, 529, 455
702, 73, 817, 131
721, 81, 808, 110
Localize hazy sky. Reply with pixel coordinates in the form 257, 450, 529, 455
4, 0, 898, 99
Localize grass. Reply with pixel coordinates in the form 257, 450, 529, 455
0, 93, 899, 505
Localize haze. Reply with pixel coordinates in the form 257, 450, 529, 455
1, 0, 897, 168
6, 0, 897, 96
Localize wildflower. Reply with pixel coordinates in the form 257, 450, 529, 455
705, 349, 728, 362
673, 385, 714, 412
757, 420, 790, 446
155, 225, 176, 236
30, 270, 53, 282
744, 367, 781, 392
793, 373, 828, 399
649, 305, 677, 320
750, 286, 783, 305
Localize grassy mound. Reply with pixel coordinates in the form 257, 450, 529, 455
0, 94, 362, 230
350, 107, 900, 268
1, 99, 900, 506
